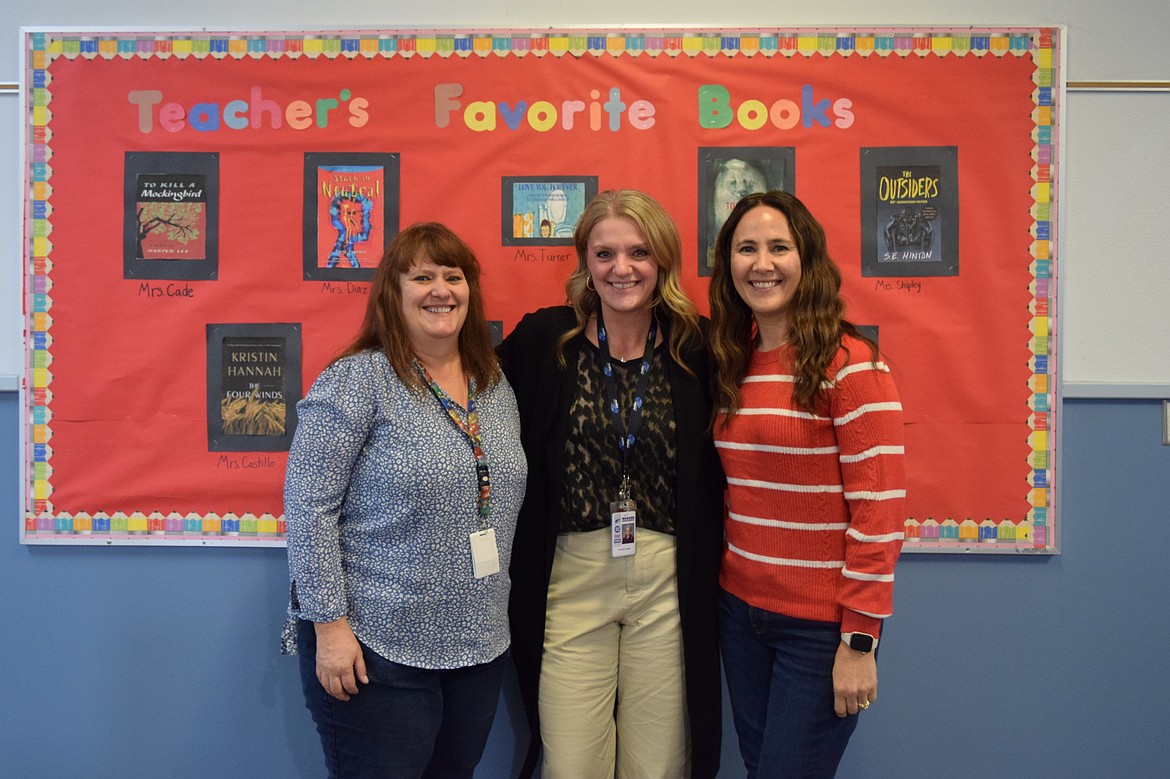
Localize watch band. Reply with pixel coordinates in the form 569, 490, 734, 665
841, 631, 878, 653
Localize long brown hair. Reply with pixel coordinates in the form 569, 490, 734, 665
709, 191, 876, 421
558, 189, 701, 371
337, 222, 501, 392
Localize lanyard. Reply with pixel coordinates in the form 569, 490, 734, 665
414, 360, 492, 523
594, 310, 658, 500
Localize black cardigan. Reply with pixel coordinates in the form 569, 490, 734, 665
497, 306, 725, 779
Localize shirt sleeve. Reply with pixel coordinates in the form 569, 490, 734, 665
284, 354, 378, 623
496, 311, 542, 386
829, 346, 906, 637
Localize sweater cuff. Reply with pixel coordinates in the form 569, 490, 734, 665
840, 611, 882, 639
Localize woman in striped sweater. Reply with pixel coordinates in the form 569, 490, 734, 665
708, 191, 906, 778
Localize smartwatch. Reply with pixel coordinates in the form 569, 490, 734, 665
841, 631, 878, 653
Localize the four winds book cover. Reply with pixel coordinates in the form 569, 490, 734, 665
206, 323, 302, 452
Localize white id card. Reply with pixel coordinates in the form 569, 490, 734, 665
470, 528, 500, 578
610, 500, 637, 558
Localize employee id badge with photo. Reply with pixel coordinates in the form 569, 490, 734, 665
470, 528, 500, 578
610, 499, 637, 558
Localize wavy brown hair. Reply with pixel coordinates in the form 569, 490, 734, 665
709, 191, 876, 422
558, 190, 701, 372
337, 222, 501, 392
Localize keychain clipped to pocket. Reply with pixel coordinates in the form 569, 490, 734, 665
610, 473, 636, 558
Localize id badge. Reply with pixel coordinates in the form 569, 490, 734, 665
470, 528, 500, 578
610, 499, 637, 558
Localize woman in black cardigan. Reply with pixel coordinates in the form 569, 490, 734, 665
498, 190, 725, 778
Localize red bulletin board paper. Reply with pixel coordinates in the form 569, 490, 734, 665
22, 30, 1059, 550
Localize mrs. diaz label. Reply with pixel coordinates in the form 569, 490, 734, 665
321, 282, 371, 294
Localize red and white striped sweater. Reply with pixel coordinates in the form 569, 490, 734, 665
715, 335, 906, 638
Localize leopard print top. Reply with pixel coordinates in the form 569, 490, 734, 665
558, 342, 677, 534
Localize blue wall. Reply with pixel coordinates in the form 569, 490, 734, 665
2, 392, 1168, 777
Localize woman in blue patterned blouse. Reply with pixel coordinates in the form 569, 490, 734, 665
283, 222, 527, 779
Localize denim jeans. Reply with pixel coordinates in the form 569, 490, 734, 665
297, 620, 506, 779
718, 590, 861, 779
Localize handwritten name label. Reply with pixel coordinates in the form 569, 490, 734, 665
512, 248, 573, 263
217, 454, 278, 470
138, 282, 195, 298
321, 282, 371, 294
875, 279, 924, 294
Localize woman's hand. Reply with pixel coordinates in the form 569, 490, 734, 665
832, 641, 877, 718
314, 618, 369, 701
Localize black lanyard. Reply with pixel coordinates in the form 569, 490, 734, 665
594, 310, 657, 500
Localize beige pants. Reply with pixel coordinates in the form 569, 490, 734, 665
539, 527, 690, 779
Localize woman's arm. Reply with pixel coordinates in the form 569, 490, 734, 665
829, 347, 906, 715
284, 354, 378, 699
830, 350, 906, 635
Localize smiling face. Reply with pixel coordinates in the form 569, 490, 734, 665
585, 216, 660, 319
730, 205, 803, 342
397, 257, 469, 350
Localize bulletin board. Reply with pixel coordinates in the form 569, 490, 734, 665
19, 27, 1061, 551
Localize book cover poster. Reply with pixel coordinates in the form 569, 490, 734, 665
698, 147, 796, 277
303, 153, 400, 281
206, 323, 302, 452
501, 176, 599, 246
136, 173, 207, 259
860, 147, 959, 277
123, 151, 219, 280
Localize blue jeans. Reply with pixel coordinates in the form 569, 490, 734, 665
719, 590, 861, 779
297, 620, 506, 779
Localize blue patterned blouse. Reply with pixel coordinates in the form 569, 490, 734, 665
283, 349, 527, 669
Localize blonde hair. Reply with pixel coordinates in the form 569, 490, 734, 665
559, 190, 700, 371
